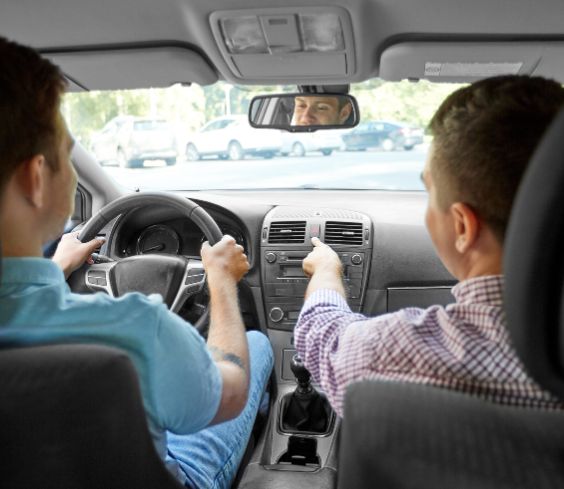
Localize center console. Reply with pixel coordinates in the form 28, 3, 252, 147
238, 206, 372, 488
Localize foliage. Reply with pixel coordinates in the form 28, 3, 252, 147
63, 79, 465, 146
351, 79, 465, 129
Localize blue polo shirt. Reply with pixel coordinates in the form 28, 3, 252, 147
0, 257, 222, 464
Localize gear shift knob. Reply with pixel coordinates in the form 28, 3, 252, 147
290, 354, 312, 393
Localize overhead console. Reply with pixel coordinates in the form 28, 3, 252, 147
261, 206, 372, 330
210, 6, 356, 84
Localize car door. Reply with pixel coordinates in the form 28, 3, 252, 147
91, 120, 119, 162
370, 122, 386, 148
194, 119, 229, 155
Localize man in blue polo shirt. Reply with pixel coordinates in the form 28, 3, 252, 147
0, 36, 273, 489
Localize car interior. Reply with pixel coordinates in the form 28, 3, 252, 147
2, 0, 564, 487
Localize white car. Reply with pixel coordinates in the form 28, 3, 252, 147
281, 130, 346, 157
185, 115, 283, 160
90, 116, 178, 168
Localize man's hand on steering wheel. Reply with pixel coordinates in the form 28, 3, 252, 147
52, 231, 106, 279
201, 235, 249, 285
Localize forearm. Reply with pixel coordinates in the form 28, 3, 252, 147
51, 255, 73, 279
206, 273, 249, 379
295, 290, 369, 416
305, 267, 346, 299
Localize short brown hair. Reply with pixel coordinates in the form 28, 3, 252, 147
429, 75, 564, 243
0, 36, 67, 193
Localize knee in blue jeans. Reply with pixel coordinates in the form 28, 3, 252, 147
246, 330, 274, 371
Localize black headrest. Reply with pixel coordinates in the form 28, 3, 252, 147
504, 108, 564, 399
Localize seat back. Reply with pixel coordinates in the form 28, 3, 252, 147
338, 381, 564, 489
504, 109, 564, 397
337, 109, 564, 489
0, 343, 183, 489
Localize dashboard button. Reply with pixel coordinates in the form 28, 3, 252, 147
265, 252, 277, 263
351, 254, 363, 265
269, 307, 284, 323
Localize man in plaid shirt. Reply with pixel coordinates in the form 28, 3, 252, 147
295, 76, 564, 417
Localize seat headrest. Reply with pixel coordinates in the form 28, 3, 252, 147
504, 108, 564, 399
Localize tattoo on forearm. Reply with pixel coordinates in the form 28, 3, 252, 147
209, 346, 244, 370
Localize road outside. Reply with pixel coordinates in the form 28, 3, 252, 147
103, 145, 429, 192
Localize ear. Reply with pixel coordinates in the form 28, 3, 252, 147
338, 103, 352, 123
450, 202, 480, 254
15, 155, 48, 208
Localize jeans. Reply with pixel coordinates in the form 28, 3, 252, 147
166, 331, 274, 489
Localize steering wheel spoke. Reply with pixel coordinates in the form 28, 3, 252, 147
171, 259, 206, 313
85, 262, 117, 296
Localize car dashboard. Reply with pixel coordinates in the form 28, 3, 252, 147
92, 188, 456, 343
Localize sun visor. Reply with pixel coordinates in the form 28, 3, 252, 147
210, 7, 356, 84
379, 42, 564, 83
64, 77, 86, 92
45, 46, 217, 90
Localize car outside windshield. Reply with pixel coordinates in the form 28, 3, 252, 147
63, 81, 464, 191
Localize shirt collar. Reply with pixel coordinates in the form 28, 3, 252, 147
451, 275, 504, 306
0, 257, 65, 287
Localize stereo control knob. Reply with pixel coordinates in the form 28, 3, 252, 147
269, 307, 284, 323
351, 254, 363, 265
265, 252, 277, 264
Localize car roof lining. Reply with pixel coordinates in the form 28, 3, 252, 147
3, 0, 564, 87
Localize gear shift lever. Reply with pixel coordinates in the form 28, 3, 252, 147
290, 354, 313, 395
281, 354, 332, 434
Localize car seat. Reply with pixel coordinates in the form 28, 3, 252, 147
336, 109, 564, 489
0, 343, 184, 489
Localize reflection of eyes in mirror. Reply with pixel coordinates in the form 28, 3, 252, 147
292, 96, 352, 127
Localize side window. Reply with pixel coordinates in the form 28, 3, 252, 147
222, 120, 237, 129
216, 119, 233, 130
102, 121, 116, 134
115, 120, 128, 131
374, 123, 385, 131
203, 120, 222, 132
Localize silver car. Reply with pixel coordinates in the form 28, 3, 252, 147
90, 116, 178, 168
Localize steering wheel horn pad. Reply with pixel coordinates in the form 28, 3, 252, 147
110, 254, 186, 308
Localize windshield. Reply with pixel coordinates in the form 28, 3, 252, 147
63, 81, 465, 191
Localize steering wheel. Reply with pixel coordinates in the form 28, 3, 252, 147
76, 192, 223, 332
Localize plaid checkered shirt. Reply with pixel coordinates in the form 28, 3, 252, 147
294, 275, 562, 417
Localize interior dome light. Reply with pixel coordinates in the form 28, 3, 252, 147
299, 13, 344, 52
221, 17, 268, 54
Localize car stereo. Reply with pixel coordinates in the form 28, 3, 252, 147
261, 207, 372, 331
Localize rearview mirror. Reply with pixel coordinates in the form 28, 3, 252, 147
249, 93, 359, 132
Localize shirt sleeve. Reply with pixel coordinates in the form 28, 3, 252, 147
148, 303, 222, 434
295, 289, 416, 416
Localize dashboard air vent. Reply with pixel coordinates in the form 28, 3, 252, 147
268, 221, 306, 244
325, 221, 363, 246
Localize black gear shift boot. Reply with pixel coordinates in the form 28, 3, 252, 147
280, 354, 333, 435
280, 390, 332, 434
